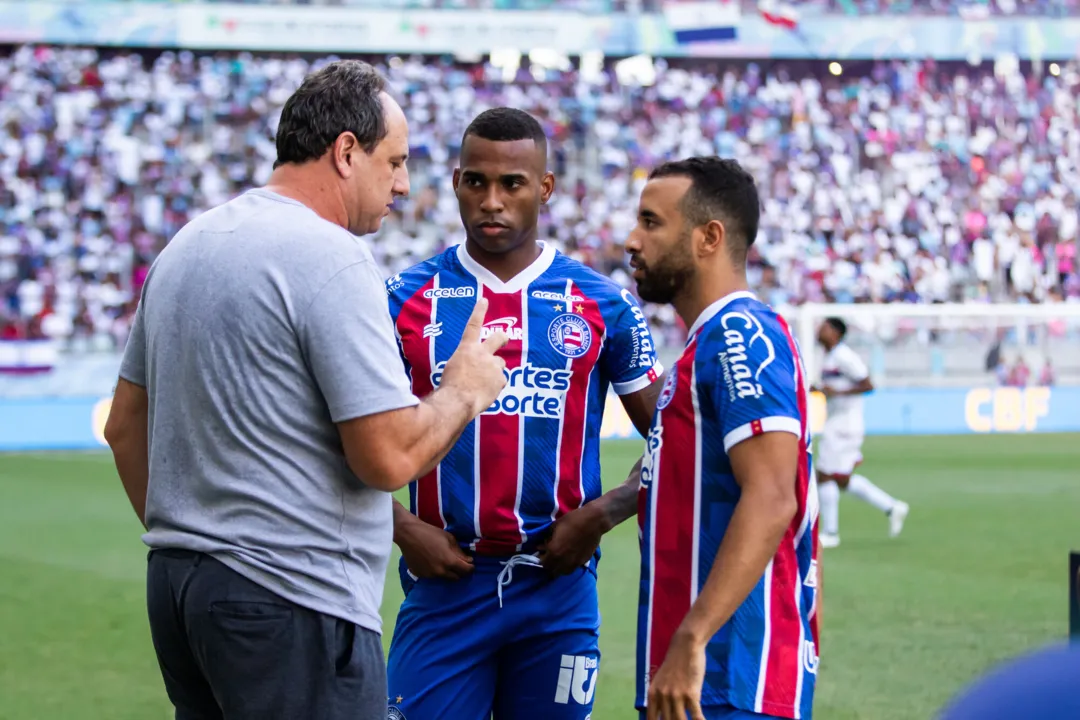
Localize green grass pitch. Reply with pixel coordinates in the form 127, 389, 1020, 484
0, 434, 1076, 720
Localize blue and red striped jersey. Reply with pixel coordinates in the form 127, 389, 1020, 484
386, 242, 663, 556
636, 291, 820, 719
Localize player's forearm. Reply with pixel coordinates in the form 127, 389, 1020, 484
109, 436, 149, 530
675, 484, 796, 646
588, 456, 643, 532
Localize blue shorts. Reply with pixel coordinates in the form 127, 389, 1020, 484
386, 555, 600, 720
639, 706, 786, 720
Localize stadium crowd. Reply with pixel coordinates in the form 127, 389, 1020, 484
163, 0, 1080, 18
1, 45, 1078, 351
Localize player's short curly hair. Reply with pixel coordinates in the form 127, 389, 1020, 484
648, 156, 761, 266
274, 60, 388, 167
825, 317, 848, 338
462, 107, 548, 157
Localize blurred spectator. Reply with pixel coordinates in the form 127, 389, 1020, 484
994, 357, 1010, 385
1039, 357, 1055, 385
1007, 356, 1031, 386
1, 46, 1079, 354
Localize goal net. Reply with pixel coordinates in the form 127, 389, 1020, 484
779, 302, 1080, 436
782, 303, 1080, 390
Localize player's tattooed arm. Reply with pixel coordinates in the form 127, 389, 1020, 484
592, 455, 642, 529
540, 455, 644, 576
584, 374, 664, 528
571, 373, 662, 530
540, 375, 662, 576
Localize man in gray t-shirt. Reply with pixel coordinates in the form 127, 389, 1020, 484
103, 60, 507, 720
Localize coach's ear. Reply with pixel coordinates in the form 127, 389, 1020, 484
452, 167, 461, 192
332, 131, 361, 179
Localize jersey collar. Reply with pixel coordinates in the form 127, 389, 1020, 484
686, 290, 758, 341
456, 240, 556, 294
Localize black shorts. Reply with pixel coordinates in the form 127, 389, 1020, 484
146, 548, 386, 720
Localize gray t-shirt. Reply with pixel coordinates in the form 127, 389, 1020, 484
119, 188, 418, 632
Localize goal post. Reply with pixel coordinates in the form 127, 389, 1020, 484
779, 302, 1080, 389
601, 301, 1080, 439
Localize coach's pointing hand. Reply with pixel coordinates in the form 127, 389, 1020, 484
439, 297, 508, 415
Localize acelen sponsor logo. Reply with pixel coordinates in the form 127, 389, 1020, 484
531, 290, 585, 304
423, 286, 475, 299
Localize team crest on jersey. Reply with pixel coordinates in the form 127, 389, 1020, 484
548, 314, 592, 358
656, 370, 679, 410
387, 707, 406, 720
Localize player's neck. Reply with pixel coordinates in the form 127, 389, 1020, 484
465, 237, 542, 284
675, 271, 749, 336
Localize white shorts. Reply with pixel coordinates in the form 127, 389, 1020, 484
815, 431, 864, 476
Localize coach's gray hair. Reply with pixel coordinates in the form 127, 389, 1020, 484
274, 60, 388, 167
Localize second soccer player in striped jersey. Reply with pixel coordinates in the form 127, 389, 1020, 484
384, 108, 664, 720
626, 158, 821, 720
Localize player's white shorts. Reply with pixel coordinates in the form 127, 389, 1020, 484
815, 430, 864, 476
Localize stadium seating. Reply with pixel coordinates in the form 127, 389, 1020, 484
60, 0, 1080, 16
1, 46, 1077, 356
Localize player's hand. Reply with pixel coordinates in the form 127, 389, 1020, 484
396, 517, 474, 581
647, 627, 707, 720
439, 297, 508, 416
538, 503, 606, 577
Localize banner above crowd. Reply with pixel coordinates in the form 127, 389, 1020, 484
2, 1, 1080, 60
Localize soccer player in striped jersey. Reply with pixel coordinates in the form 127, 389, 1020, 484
384, 108, 664, 720
626, 157, 820, 720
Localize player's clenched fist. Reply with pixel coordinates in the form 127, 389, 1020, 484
439, 297, 509, 416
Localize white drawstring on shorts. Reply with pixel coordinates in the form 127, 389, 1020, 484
496, 554, 544, 608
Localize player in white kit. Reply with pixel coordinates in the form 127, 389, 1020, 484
813, 318, 908, 548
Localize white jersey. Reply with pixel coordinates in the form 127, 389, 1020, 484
820, 342, 868, 437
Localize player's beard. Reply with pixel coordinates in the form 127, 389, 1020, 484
634, 230, 695, 305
